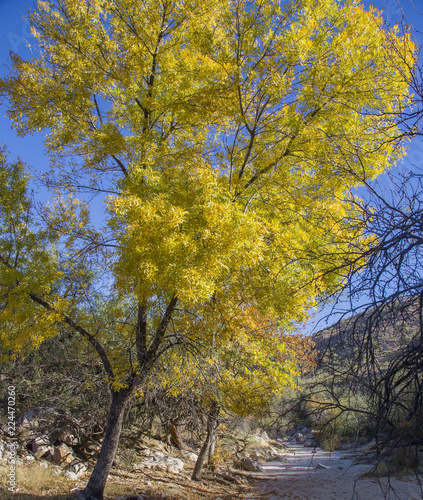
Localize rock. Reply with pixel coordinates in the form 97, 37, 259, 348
315, 463, 330, 470
251, 435, 269, 446
262, 431, 270, 440
162, 457, 184, 474
65, 471, 79, 481
241, 458, 263, 472
53, 443, 74, 465
18, 407, 55, 428
19, 408, 78, 448
67, 460, 87, 479
180, 450, 198, 462
34, 445, 53, 461
30, 434, 53, 460
0, 440, 5, 461
82, 442, 101, 456
32, 434, 51, 454
137, 455, 185, 474
303, 438, 315, 448
287, 426, 313, 442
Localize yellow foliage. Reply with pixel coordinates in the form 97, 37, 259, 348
152, 300, 315, 417
0, 0, 415, 392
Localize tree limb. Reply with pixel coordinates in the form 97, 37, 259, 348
28, 292, 115, 381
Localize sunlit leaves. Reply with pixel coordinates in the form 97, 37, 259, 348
0, 148, 66, 352
0, 0, 416, 388
153, 301, 315, 418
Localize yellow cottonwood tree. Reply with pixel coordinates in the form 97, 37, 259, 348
152, 299, 315, 479
0, 0, 415, 497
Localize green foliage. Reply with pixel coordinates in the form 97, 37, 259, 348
0, 146, 65, 355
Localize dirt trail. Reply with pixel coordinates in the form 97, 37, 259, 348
243, 443, 423, 500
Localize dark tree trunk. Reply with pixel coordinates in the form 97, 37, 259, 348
77, 387, 132, 500
192, 402, 219, 480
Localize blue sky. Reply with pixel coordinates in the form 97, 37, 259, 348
0, 0, 48, 197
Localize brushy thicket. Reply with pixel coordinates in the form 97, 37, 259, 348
0, 330, 110, 434
0, 331, 268, 454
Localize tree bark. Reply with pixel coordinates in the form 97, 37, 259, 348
169, 422, 187, 450
208, 432, 217, 472
77, 387, 132, 500
192, 403, 219, 480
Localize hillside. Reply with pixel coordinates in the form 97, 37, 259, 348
311, 296, 421, 369
288, 296, 423, 455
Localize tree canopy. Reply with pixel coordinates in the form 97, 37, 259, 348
0, 0, 415, 497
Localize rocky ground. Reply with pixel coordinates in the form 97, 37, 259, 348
1, 410, 423, 500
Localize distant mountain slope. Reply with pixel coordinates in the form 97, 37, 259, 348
311, 296, 421, 368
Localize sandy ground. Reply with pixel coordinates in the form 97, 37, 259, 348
243, 443, 423, 500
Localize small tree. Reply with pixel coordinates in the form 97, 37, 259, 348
153, 300, 315, 479
0, 0, 415, 497
333, 170, 423, 451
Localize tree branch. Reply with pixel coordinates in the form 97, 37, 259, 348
136, 304, 148, 363
146, 294, 178, 364
28, 292, 115, 381
111, 155, 128, 177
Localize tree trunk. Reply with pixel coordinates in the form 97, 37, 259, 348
208, 432, 217, 472
192, 403, 219, 480
77, 388, 132, 500
169, 423, 187, 450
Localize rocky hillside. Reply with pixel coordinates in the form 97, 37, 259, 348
311, 296, 421, 368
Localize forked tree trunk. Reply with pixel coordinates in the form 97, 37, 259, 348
77, 387, 132, 500
192, 403, 219, 480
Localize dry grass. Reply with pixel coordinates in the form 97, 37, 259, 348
0, 457, 246, 500
0, 460, 75, 499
